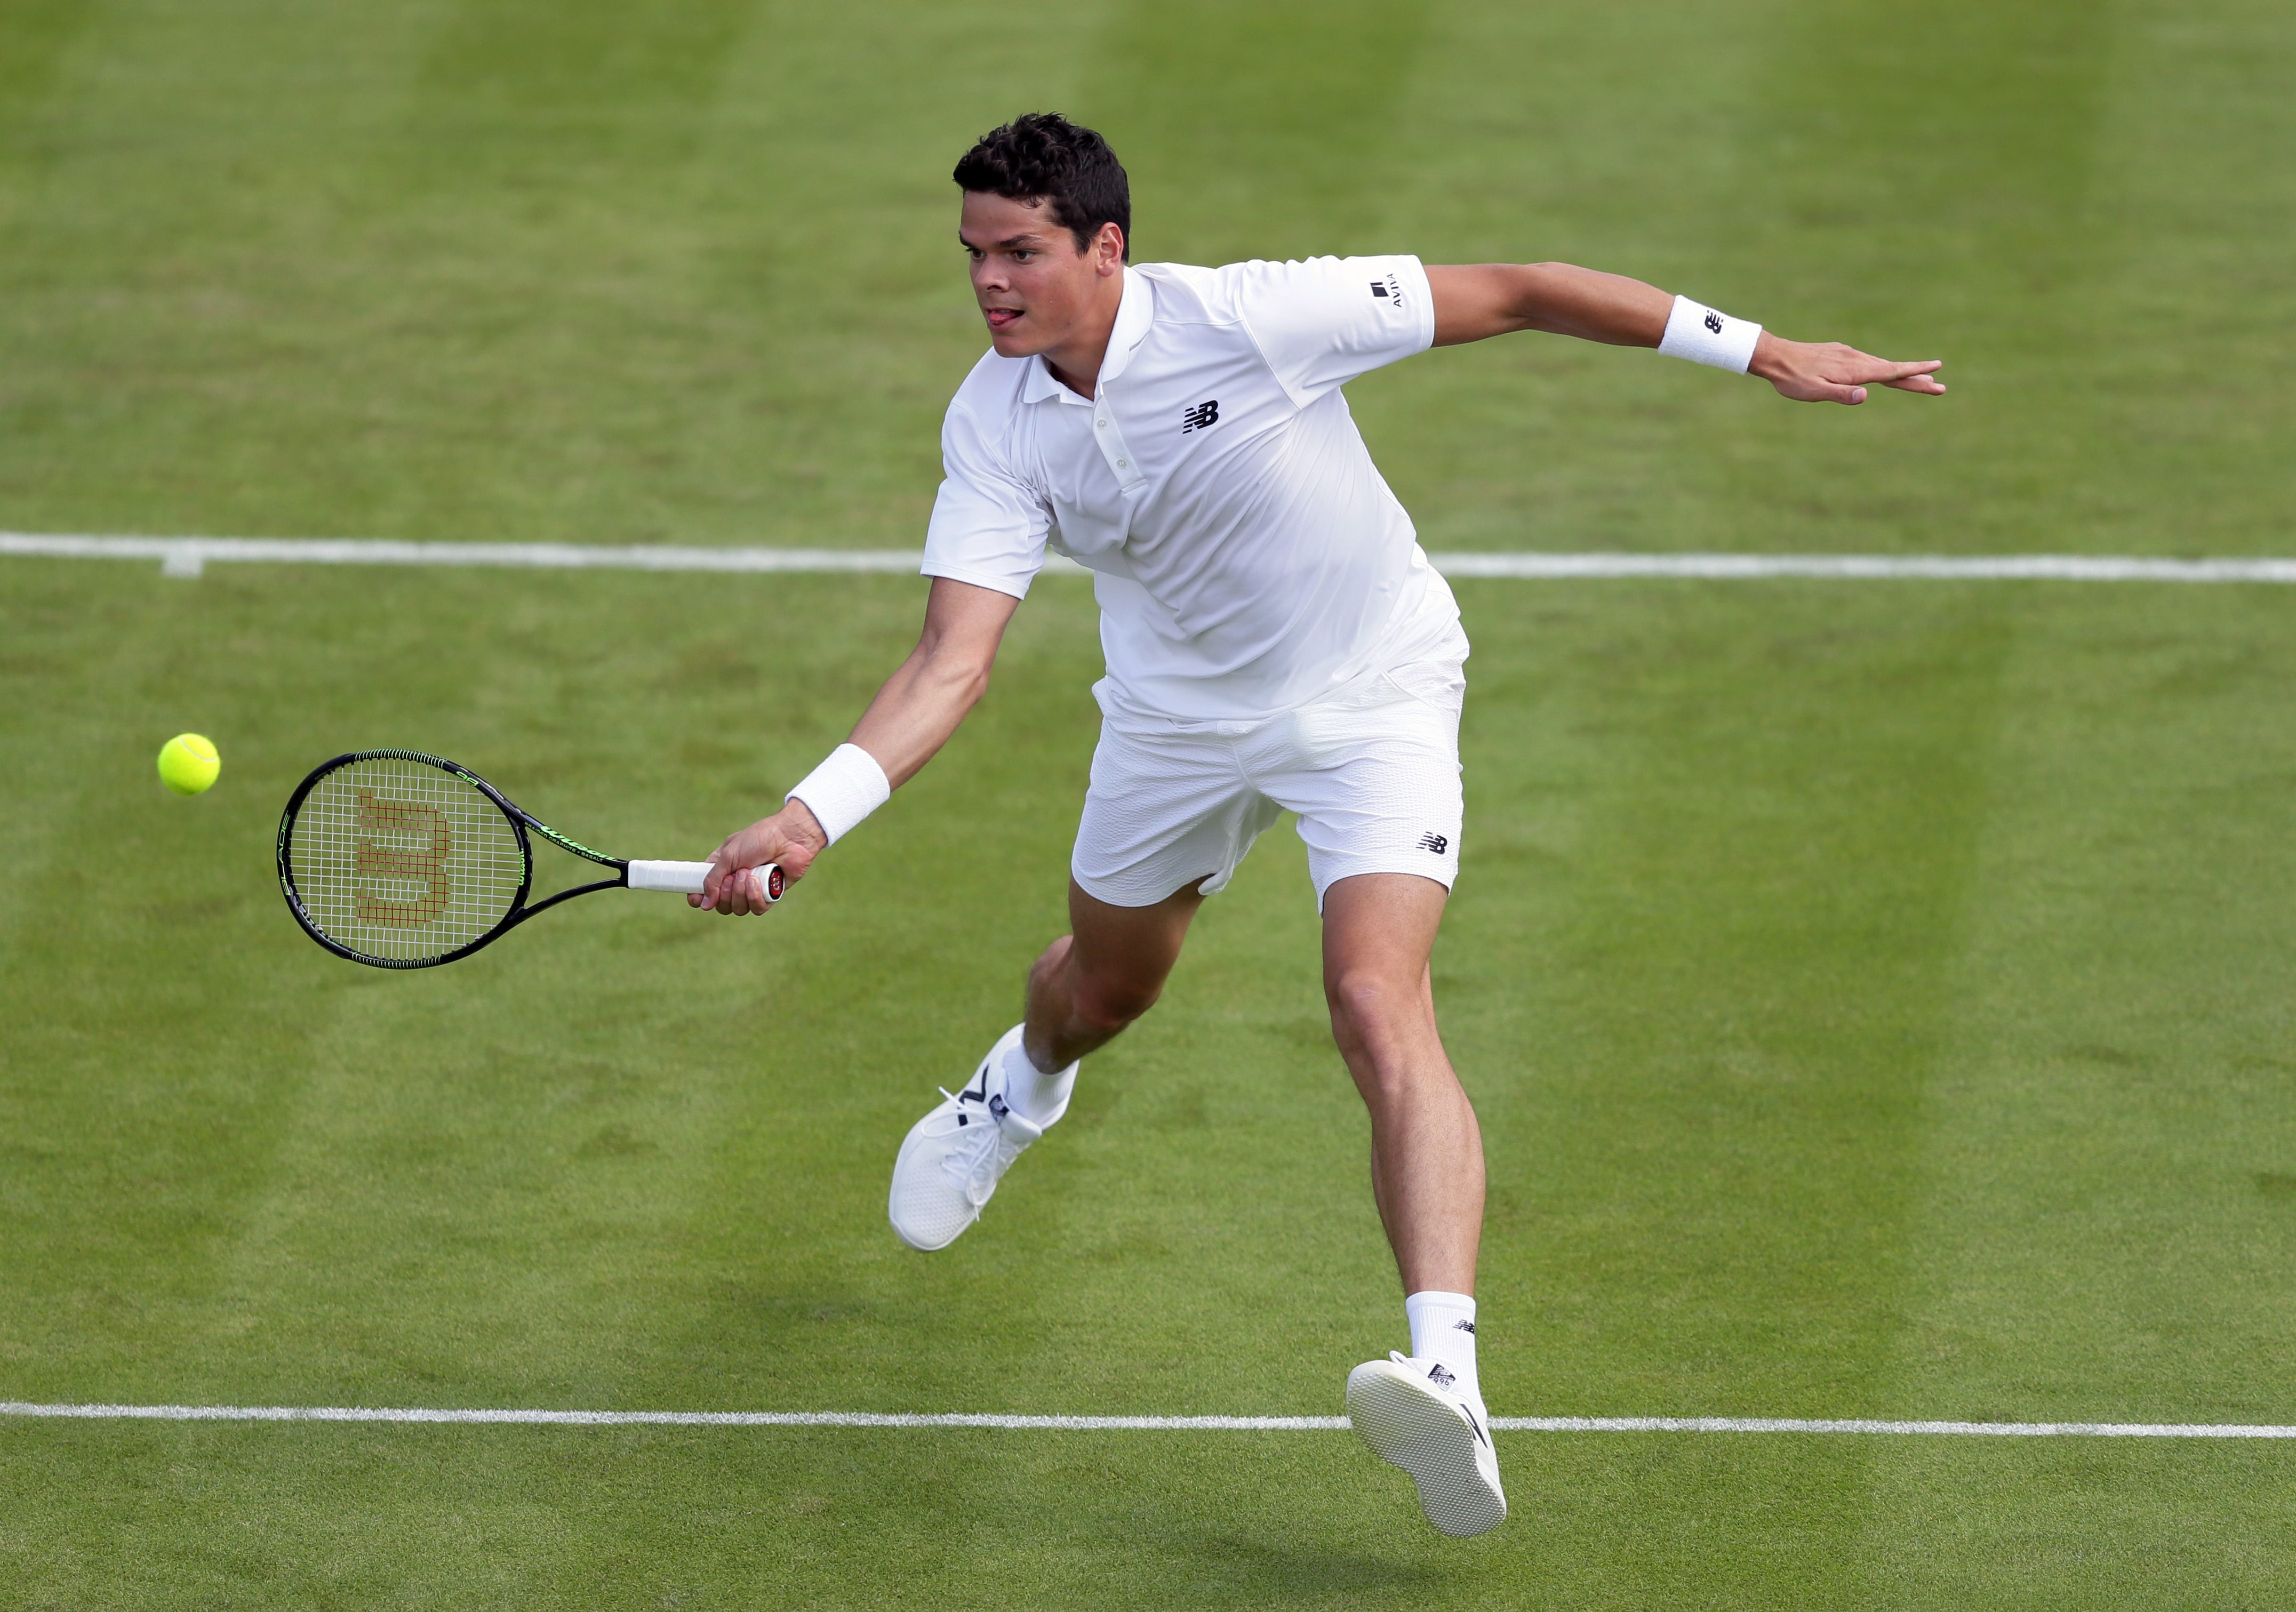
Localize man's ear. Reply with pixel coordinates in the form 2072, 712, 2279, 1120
1095, 221, 1126, 275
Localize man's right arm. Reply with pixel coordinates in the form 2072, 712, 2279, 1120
693, 575, 1021, 914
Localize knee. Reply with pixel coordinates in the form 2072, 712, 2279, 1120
1325, 968, 1419, 1058
1072, 968, 1162, 1037
1327, 969, 1453, 1116
1034, 935, 1163, 1038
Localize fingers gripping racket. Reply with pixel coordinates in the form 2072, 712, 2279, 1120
276, 749, 780, 969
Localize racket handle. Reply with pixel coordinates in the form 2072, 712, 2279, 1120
626, 860, 785, 902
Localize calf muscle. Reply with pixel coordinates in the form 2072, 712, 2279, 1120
1023, 879, 1203, 1072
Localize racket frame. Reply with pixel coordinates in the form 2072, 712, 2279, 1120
277, 748, 655, 969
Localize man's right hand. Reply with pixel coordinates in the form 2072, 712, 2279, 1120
693, 801, 830, 915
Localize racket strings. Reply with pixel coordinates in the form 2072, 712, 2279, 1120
288, 757, 524, 963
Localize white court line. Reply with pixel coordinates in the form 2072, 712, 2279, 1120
0, 533, 931, 580
6, 532, 2296, 584
5, 1402, 2293, 1437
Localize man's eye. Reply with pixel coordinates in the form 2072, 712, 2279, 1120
1012, 251, 1033, 262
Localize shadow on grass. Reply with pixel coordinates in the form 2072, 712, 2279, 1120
1153, 1530, 1446, 1603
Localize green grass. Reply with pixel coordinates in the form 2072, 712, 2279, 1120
5, 0, 2296, 1606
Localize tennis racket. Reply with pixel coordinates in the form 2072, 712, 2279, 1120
276, 749, 781, 969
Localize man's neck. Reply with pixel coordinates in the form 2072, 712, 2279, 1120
1042, 272, 1127, 399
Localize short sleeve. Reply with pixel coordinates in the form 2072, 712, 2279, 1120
921, 399, 1051, 600
1227, 255, 1435, 408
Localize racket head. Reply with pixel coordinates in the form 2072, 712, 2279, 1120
276, 750, 533, 968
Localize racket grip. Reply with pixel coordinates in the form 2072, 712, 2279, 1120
626, 860, 785, 902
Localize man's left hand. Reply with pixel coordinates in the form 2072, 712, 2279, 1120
1752, 335, 1946, 404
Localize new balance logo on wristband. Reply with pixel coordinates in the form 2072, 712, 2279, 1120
1181, 399, 1220, 433
1418, 832, 1450, 855
1703, 308, 1725, 334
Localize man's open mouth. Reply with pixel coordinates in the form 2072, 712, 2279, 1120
984, 307, 1023, 331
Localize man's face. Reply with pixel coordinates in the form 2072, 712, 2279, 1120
959, 190, 1122, 359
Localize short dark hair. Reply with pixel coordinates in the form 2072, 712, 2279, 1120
953, 113, 1131, 261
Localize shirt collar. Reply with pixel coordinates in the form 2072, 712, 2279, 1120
1022, 266, 1153, 405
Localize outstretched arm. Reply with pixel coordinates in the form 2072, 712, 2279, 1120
1425, 262, 1945, 404
693, 575, 1021, 914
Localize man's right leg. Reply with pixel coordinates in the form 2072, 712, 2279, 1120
1022, 878, 1204, 1073
889, 877, 1202, 1250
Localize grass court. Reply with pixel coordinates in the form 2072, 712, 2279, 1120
4, 0, 2295, 1606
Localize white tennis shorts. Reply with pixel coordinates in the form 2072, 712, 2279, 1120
1072, 663, 1466, 909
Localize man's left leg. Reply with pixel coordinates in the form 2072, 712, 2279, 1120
1323, 871, 1505, 1537
1321, 872, 1484, 1295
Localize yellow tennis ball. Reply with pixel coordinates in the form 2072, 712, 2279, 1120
158, 732, 221, 796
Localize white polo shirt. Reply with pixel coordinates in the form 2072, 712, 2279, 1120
922, 255, 1467, 729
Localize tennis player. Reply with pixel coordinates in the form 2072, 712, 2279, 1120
696, 112, 1943, 1536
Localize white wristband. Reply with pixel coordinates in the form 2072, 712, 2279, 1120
1658, 294, 1762, 374
787, 743, 891, 846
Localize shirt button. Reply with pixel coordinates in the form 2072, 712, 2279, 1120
1095, 420, 1108, 429
1116, 459, 1129, 469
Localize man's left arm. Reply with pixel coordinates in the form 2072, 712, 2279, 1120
1426, 262, 1945, 405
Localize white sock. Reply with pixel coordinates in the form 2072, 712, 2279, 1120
1405, 1290, 1480, 1405
999, 1024, 1077, 1126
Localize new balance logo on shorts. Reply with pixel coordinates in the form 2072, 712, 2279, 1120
1703, 308, 1724, 334
1181, 399, 1219, 433
1418, 832, 1449, 855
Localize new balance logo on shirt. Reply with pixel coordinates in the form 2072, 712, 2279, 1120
1180, 399, 1220, 433
1418, 832, 1449, 855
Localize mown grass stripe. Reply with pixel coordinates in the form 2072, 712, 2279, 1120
6, 1402, 2293, 1436
7, 533, 2296, 583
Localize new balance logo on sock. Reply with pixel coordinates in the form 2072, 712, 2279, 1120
1454, 1320, 1475, 1334
1427, 1363, 1456, 1390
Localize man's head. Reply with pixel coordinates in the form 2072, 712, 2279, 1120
954, 113, 1130, 362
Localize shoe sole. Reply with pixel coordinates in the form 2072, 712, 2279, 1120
1346, 1361, 1507, 1537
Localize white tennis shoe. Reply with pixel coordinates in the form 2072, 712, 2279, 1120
1347, 1352, 1507, 1537
888, 1023, 1070, 1252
